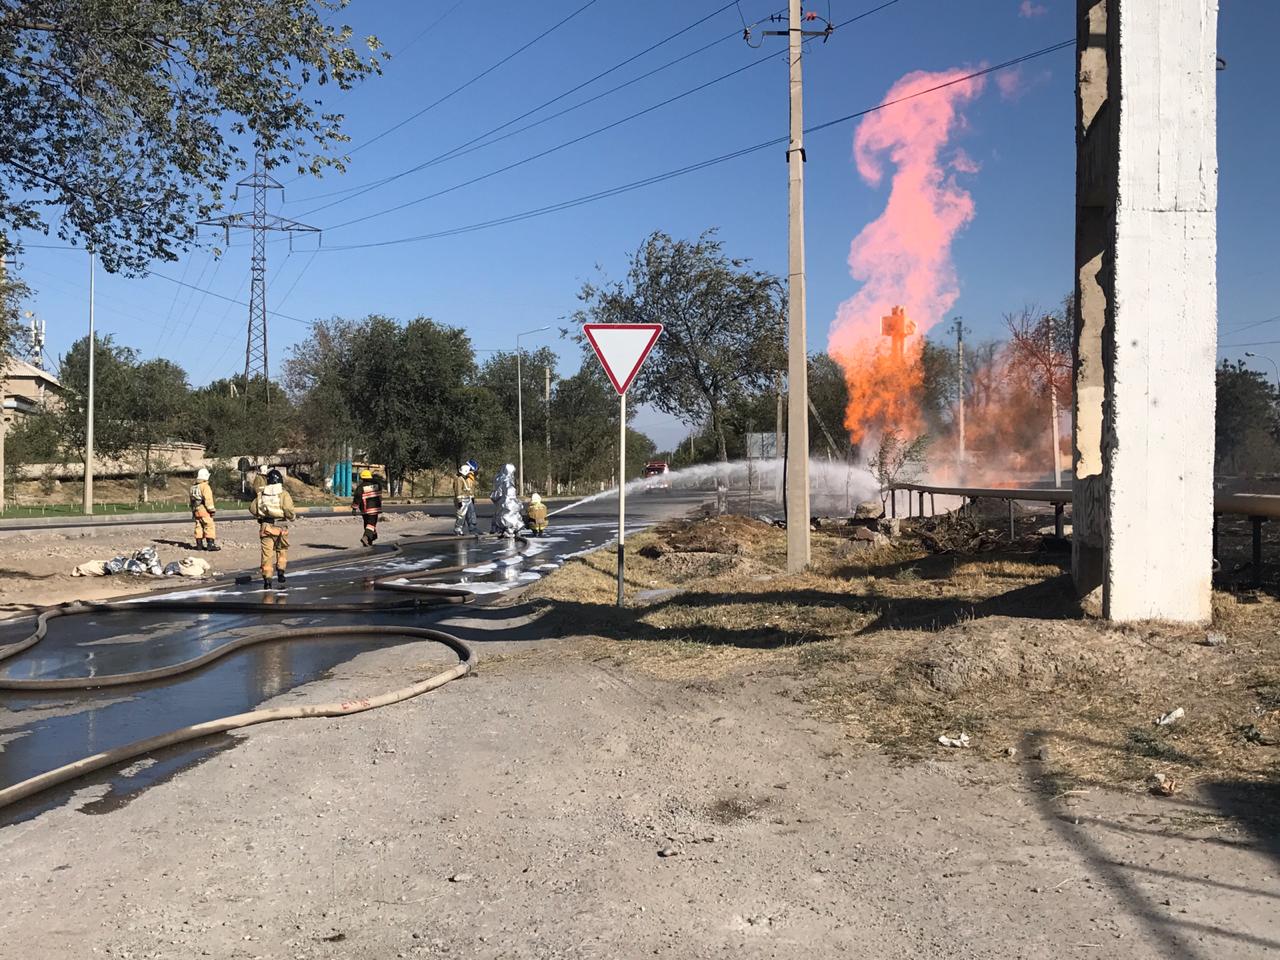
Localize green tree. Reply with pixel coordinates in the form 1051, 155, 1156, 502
0, 1, 383, 274
286, 315, 481, 488
807, 353, 850, 459
56, 334, 139, 462
188, 374, 294, 461
550, 360, 624, 489
282, 316, 359, 464
0, 263, 31, 371
476, 347, 558, 490
1215, 360, 1280, 475
3, 410, 60, 496
575, 230, 785, 463
127, 358, 191, 501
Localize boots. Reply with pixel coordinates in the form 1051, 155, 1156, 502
262, 578, 272, 591
195, 538, 206, 551
276, 570, 287, 586
206, 539, 221, 552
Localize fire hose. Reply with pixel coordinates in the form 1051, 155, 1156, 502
0, 537, 531, 811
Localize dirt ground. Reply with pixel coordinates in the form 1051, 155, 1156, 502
0, 510, 448, 610
1, 513, 1278, 957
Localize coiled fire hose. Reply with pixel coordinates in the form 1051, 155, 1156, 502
0, 538, 523, 811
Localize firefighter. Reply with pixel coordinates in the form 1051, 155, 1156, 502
452, 462, 478, 536
352, 468, 383, 546
490, 463, 521, 537
249, 468, 296, 590
525, 492, 549, 536
189, 467, 219, 551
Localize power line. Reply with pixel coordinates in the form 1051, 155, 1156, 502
292, 0, 905, 217
151, 270, 314, 326
344, 0, 605, 160
393, 0, 467, 57
321, 47, 789, 232
1221, 313, 1280, 333
1220, 340, 1280, 349
291, 0, 751, 211
318, 38, 1075, 251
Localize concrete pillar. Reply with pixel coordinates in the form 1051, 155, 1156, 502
1071, 0, 1218, 622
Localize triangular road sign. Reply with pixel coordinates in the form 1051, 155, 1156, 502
582, 323, 663, 395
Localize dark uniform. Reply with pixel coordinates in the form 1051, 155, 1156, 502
353, 474, 383, 546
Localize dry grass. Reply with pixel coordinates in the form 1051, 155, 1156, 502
522, 514, 1280, 794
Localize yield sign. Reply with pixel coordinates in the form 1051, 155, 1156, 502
583, 323, 663, 395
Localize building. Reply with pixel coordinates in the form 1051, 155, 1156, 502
1, 357, 61, 419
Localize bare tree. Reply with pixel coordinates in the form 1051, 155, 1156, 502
1005, 304, 1072, 486
869, 428, 931, 507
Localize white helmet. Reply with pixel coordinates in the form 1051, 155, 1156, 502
531, 493, 542, 504
196, 467, 210, 481
503, 463, 516, 477
459, 463, 472, 476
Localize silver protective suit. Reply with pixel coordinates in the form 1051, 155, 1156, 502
490, 463, 522, 536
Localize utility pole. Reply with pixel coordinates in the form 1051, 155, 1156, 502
1046, 314, 1062, 487
201, 152, 319, 409
83, 251, 96, 515
756, 2, 831, 573
544, 365, 552, 495
950, 316, 965, 479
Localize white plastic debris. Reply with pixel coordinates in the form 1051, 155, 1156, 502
937, 733, 971, 749
1154, 707, 1186, 727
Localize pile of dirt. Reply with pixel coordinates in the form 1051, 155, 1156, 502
914, 618, 1131, 696
639, 514, 778, 559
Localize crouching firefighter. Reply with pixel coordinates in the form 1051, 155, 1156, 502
249, 469, 296, 590
525, 493, 549, 536
189, 467, 219, 551
352, 469, 383, 546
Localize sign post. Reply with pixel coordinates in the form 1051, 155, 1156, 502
583, 322, 664, 607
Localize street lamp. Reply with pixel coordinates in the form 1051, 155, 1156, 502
1244, 352, 1280, 392
516, 325, 551, 495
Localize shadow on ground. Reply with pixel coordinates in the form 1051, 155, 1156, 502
1019, 728, 1280, 959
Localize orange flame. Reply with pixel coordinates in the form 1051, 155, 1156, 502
829, 67, 986, 445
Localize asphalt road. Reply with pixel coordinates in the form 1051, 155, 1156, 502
0, 489, 709, 824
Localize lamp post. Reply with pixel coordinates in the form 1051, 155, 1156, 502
83, 250, 96, 515
516, 325, 550, 495
1245, 352, 1280, 392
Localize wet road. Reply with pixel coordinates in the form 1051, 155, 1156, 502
0, 490, 709, 824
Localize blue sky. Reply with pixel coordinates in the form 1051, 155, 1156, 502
15, 0, 1278, 449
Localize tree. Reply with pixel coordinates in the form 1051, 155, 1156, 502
0, 264, 31, 372
575, 230, 785, 463
549, 360, 622, 488
126, 358, 191, 501
2, 410, 59, 495
807, 353, 850, 459
286, 315, 482, 488
56, 335, 139, 462
1215, 360, 1280, 475
0, 1, 383, 273
476, 347, 558, 490
869, 429, 931, 505
188, 374, 294, 461
1005, 304, 1072, 483
282, 315, 359, 464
